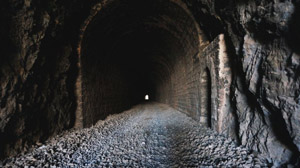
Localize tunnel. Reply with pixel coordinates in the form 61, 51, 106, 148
0, 0, 300, 167
76, 0, 207, 127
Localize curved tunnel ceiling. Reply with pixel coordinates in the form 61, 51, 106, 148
81, 0, 205, 85
77, 0, 208, 126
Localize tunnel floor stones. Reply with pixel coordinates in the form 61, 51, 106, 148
0, 103, 269, 167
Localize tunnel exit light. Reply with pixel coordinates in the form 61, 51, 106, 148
145, 95, 149, 100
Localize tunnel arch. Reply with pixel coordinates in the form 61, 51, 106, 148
74, 0, 209, 127
199, 34, 234, 137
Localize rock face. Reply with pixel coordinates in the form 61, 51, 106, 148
180, 0, 300, 166
0, 0, 299, 166
0, 0, 93, 158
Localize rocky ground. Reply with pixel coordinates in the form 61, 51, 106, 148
0, 103, 270, 167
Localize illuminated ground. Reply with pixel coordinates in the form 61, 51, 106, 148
0, 103, 269, 167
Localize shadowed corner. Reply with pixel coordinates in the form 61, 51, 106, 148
287, 1, 300, 55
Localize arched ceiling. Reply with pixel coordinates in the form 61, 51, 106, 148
80, 0, 206, 94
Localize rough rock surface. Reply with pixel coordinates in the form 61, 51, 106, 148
0, 103, 269, 167
182, 0, 300, 165
0, 0, 88, 158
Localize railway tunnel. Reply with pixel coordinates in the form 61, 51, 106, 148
0, 0, 300, 167
76, 0, 212, 128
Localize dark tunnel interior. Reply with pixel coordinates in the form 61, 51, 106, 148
80, 0, 203, 126
1, 0, 299, 166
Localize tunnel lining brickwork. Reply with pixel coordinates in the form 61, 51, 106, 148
156, 34, 235, 138
74, 0, 209, 128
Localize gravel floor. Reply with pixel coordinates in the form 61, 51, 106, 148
0, 103, 270, 168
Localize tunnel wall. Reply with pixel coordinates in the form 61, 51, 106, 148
79, 47, 142, 127
152, 0, 209, 121
81, 63, 134, 127
155, 32, 202, 120
156, 34, 236, 140
0, 0, 95, 158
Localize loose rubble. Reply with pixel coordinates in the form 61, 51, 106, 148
0, 103, 270, 167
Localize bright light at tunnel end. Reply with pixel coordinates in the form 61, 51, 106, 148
145, 95, 149, 100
